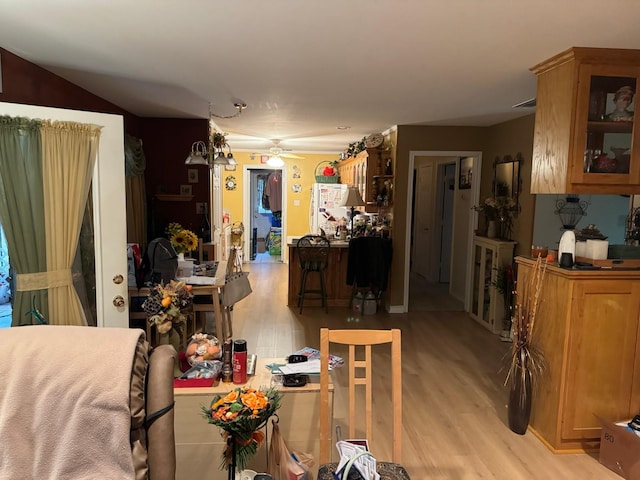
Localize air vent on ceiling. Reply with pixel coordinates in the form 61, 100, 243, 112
512, 98, 536, 108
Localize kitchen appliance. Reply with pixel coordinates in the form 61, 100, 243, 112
558, 230, 576, 265
309, 183, 348, 236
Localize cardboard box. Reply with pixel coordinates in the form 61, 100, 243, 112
598, 417, 640, 479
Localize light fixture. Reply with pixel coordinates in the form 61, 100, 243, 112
184, 102, 245, 167
267, 155, 284, 167
555, 195, 589, 230
340, 185, 365, 234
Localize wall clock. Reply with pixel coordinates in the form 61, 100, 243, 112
365, 133, 384, 149
225, 175, 237, 190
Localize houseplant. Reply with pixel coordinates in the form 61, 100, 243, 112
202, 387, 281, 474
142, 279, 194, 375
473, 196, 518, 240
165, 222, 198, 258
492, 264, 514, 342
504, 255, 547, 434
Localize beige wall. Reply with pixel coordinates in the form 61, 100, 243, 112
484, 114, 536, 257
387, 116, 535, 310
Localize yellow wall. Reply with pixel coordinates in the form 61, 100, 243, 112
221, 151, 341, 239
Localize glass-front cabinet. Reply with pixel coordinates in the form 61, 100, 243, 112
531, 47, 640, 194
469, 236, 516, 334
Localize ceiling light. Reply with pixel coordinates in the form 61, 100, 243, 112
185, 103, 244, 168
267, 156, 284, 167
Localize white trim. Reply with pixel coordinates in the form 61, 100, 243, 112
242, 164, 288, 263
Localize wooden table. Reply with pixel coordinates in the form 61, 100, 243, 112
174, 357, 334, 477
128, 260, 230, 343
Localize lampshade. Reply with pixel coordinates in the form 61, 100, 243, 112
340, 186, 365, 207
267, 155, 284, 167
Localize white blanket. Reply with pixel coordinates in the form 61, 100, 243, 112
0, 325, 144, 480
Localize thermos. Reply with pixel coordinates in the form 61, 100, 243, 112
221, 339, 233, 383
233, 339, 248, 384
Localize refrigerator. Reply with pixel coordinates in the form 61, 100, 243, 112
309, 183, 348, 235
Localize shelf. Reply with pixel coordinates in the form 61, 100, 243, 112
587, 121, 633, 133
154, 194, 194, 202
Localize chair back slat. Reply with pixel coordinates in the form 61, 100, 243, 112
319, 328, 402, 464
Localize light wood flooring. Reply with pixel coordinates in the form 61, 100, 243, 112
226, 262, 618, 480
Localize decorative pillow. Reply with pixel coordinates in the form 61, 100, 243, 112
0, 281, 11, 305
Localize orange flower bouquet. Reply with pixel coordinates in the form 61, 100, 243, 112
202, 387, 281, 471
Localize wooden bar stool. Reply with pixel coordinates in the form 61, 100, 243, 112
296, 235, 330, 313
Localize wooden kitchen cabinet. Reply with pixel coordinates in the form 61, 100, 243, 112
516, 257, 640, 452
469, 236, 516, 334
337, 148, 392, 213
530, 47, 640, 194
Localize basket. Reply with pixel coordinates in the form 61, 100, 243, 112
315, 160, 340, 183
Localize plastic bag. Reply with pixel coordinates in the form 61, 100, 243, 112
268, 419, 313, 480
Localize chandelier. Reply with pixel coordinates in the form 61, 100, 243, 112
184, 102, 246, 166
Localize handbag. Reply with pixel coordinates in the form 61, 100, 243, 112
268, 419, 312, 480
221, 271, 252, 306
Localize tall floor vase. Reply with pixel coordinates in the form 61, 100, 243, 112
508, 362, 532, 434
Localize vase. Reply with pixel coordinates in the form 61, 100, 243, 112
487, 220, 497, 238
508, 362, 532, 434
177, 252, 185, 262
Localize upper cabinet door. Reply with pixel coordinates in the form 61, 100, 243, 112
531, 47, 640, 195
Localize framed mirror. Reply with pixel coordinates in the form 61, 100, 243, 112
493, 153, 522, 204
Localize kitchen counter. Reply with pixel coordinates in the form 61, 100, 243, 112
288, 239, 352, 307
515, 256, 640, 453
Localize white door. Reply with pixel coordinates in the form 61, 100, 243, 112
412, 163, 433, 279
0, 102, 128, 328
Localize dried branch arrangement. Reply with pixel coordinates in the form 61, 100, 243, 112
505, 256, 548, 386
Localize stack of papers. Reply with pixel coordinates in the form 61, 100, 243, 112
177, 276, 218, 285
335, 440, 379, 480
279, 359, 321, 375
291, 346, 344, 370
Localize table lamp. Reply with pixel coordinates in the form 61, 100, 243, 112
340, 186, 365, 235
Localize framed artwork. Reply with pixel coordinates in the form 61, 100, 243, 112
224, 164, 237, 171
260, 155, 270, 164
187, 168, 198, 183
458, 157, 473, 189
180, 184, 192, 196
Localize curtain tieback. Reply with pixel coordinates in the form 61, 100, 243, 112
16, 269, 73, 291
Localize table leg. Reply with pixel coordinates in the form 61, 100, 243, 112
212, 287, 226, 341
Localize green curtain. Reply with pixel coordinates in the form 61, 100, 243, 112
0, 116, 48, 325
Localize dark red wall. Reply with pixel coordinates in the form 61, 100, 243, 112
0, 47, 210, 242
140, 118, 210, 238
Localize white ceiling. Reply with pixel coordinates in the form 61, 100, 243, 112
2, 1, 640, 155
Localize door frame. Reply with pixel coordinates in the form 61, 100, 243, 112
242, 165, 288, 263
0, 101, 128, 328
404, 150, 482, 312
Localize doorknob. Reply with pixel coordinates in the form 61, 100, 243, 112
113, 274, 124, 284
113, 295, 126, 307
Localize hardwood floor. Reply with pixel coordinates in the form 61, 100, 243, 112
227, 261, 618, 479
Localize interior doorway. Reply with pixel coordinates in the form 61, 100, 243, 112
406, 151, 481, 313
243, 166, 286, 264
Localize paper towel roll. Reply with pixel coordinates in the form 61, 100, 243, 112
586, 239, 608, 260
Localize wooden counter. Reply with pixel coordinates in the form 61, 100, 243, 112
515, 256, 640, 453
288, 241, 353, 307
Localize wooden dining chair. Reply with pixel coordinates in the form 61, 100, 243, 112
318, 328, 410, 479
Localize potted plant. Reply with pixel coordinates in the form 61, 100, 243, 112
504, 256, 547, 434
492, 264, 514, 342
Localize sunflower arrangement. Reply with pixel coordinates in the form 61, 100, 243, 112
142, 279, 193, 334
202, 387, 281, 472
165, 222, 198, 254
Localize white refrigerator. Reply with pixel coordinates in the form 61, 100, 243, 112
309, 183, 348, 235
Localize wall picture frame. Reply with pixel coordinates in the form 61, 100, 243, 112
180, 184, 192, 196
187, 168, 199, 183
